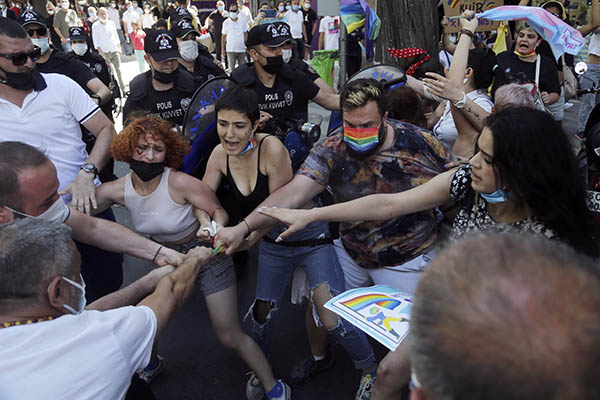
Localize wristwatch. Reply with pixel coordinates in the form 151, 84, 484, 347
453, 92, 467, 109
80, 162, 98, 177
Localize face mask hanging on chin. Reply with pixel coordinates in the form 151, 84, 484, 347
0, 66, 36, 90
152, 67, 178, 83
480, 188, 510, 204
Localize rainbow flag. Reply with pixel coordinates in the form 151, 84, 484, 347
342, 294, 403, 311
325, 285, 412, 351
448, 0, 459, 8
340, 0, 380, 59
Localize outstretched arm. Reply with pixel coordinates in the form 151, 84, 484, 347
215, 174, 325, 255
259, 169, 456, 241
139, 247, 212, 335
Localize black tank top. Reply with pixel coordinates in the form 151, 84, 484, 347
225, 136, 271, 218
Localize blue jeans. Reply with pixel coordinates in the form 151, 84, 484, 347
578, 64, 600, 133
246, 221, 376, 370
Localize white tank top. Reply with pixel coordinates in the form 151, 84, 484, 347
124, 167, 199, 242
589, 32, 600, 58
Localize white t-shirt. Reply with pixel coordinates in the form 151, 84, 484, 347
122, 9, 140, 33
107, 6, 122, 30
433, 89, 493, 151
589, 32, 600, 57
222, 17, 249, 53
439, 49, 453, 70
239, 5, 253, 25
142, 12, 154, 29
0, 73, 101, 198
284, 9, 304, 39
92, 19, 121, 53
0, 306, 156, 400
319, 16, 340, 50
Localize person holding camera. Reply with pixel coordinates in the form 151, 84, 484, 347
203, 84, 376, 400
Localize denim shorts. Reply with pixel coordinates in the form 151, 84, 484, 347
256, 221, 344, 303
163, 238, 236, 297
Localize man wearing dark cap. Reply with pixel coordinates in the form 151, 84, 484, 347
123, 28, 200, 126
170, 12, 225, 83
70, 25, 118, 183
17, 9, 112, 106
232, 21, 339, 133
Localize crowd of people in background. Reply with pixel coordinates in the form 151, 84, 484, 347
2, 0, 600, 400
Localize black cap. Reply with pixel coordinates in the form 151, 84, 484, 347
144, 29, 181, 61
171, 17, 199, 38
246, 22, 292, 48
69, 26, 88, 41
170, 6, 193, 22
18, 9, 47, 27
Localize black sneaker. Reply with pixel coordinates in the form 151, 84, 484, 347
289, 347, 335, 385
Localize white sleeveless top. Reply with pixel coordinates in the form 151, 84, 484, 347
124, 167, 199, 242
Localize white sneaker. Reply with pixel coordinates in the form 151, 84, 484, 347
355, 373, 375, 400
245, 372, 265, 400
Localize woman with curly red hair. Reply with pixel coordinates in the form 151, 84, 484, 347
95, 116, 281, 391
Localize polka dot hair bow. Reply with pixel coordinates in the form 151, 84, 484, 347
387, 48, 430, 76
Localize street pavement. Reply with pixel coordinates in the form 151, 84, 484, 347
114, 55, 382, 400
112, 55, 583, 399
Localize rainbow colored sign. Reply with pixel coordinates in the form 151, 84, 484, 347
325, 285, 412, 351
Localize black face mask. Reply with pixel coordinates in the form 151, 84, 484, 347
152, 66, 178, 83
262, 55, 283, 75
129, 159, 165, 181
0, 65, 36, 90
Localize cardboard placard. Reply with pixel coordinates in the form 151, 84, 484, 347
443, 0, 504, 33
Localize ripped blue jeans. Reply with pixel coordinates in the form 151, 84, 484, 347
245, 221, 376, 370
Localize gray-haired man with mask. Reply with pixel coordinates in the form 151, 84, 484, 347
0, 218, 212, 400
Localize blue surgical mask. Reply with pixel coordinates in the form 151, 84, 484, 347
229, 11, 237, 18
292, 4, 299, 10
218, 5, 224, 11
238, 134, 256, 155
279, 5, 284, 11
61, 274, 87, 315
480, 189, 510, 204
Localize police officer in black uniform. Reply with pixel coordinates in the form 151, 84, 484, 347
70, 26, 118, 121
170, 15, 226, 83
123, 29, 201, 126
70, 26, 119, 182
18, 10, 112, 106
278, 23, 336, 96
231, 21, 339, 131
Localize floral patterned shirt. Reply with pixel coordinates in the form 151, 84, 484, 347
298, 119, 451, 269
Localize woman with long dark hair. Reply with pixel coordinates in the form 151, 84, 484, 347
260, 106, 598, 258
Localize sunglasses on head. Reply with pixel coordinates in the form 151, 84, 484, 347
26, 26, 48, 37
0, 46, 42, 66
